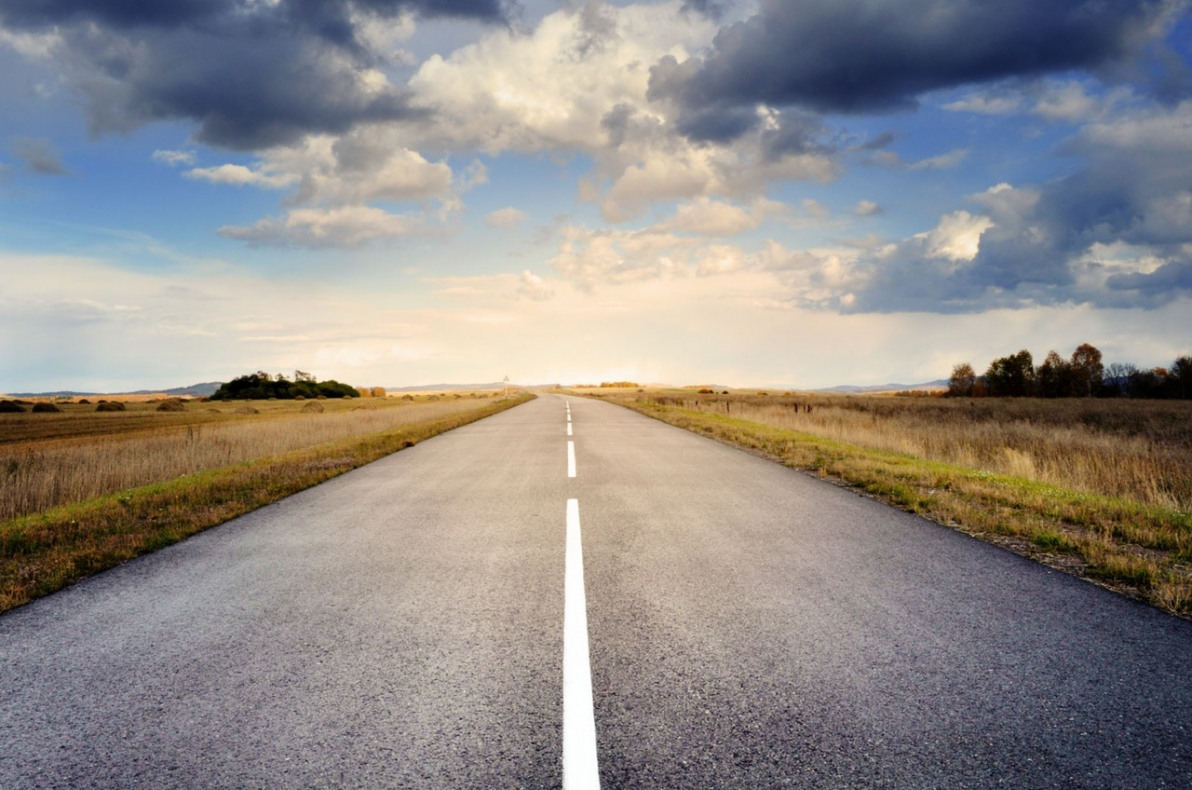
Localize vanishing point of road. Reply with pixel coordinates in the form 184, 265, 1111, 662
3, 395, 1191, 789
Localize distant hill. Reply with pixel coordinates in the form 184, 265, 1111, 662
813, 380, 949, 394
388, 382, 512, 392
5, 390, 103, 398
7, 382, 223, 398
131, 382, 223, 397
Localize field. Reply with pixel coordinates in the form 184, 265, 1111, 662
1, 393, 503, 522
0, 392, 530, 612
578, 387, 1192, 616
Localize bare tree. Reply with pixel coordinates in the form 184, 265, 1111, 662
947, 363, 976, 397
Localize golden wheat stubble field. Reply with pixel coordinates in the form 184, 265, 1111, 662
580, 387, 1192, 615
0, 392, 526, 611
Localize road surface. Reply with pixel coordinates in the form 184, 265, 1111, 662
3, 394, 1191, 789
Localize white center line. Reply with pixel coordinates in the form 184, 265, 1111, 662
563, 498, 600, 790
567, 440, 577, 478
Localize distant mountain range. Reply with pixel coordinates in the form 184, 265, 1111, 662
387, 382, 515, 392
811, 380, 949, 393
6, 382, 223, 398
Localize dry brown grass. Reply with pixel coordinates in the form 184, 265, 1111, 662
0, 395, 507, 523
639, 392, 1192, 511
586, 389, 1192, 617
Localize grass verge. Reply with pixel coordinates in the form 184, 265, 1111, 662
606, 397, 1192, 617
0, 394, 532, 614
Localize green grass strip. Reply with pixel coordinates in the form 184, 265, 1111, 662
0, 395, 533, 613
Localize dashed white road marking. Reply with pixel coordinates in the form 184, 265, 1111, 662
563, 499, 600, 790
567, 423, 573, 436
568, 441, 577, 478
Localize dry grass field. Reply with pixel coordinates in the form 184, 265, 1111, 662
631, 392, 1192, 510
0, 392, 527, 612
0, 394, 500, 522
583, 388, 1192, 616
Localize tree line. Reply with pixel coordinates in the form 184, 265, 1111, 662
209, 371, 359, 401
948, 344, 1192, 399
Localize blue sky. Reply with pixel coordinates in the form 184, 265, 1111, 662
2, 0, 1191, 391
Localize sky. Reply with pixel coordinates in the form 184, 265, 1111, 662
1, 0, 1191, 392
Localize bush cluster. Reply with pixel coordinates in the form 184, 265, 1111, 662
209, 371, 359, 401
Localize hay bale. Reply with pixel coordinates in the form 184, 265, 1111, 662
95, 401, 127, 412
316, 395, 328, 400
78, 398, 91, 404
301, 401, 324, 413
294, 395, 306, 401
426, 395, 440, 402
156, 398, 185, 412
32, 402, 62, 413
234, 405, 259, 415
401, 394, 414, 401
0, 400, 26, 413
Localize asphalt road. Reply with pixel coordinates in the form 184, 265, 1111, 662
3, 394, 1192, 789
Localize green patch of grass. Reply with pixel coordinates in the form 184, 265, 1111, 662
0, 395, 532, 614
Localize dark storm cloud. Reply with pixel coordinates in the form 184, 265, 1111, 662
0, 0, 507, 32
0, 0, 509, 150
650, 0, 1177, 133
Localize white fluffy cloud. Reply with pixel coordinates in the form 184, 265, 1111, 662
187, 131, 460, 247
186, 163, 298, 189
407, 1, 839, 221
658, 196, 787, 236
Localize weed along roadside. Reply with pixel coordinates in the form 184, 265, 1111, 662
0, 394, 533, 614
576, 389, 1192, 618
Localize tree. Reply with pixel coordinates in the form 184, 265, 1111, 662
984, 350, 1034, 397
1035, 351, 1071, 398
1170, 356, 1192, 400
947, 363, 976, 397
1069, 343, 1103, 398
1128, 367, 1169, 398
